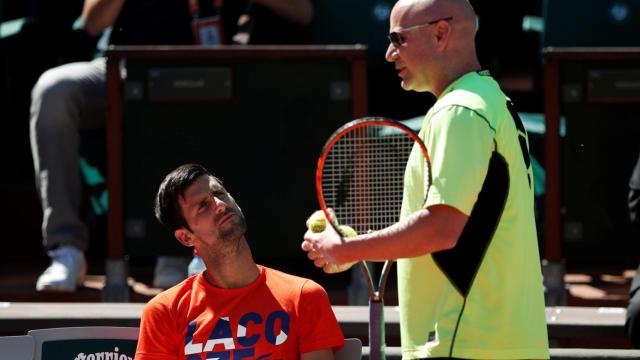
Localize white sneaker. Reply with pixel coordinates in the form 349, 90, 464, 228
36, 245, 87, 292
153, 256, 189, 288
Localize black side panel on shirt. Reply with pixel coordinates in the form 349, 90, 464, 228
432, 152, 509, 296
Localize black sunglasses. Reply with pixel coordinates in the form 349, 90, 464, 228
388, 16, 454, 49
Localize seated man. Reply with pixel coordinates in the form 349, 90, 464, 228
626, 153, 640, 348
136, 164, 344, 359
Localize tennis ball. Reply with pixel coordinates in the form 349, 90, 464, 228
338, 225, 358, 238
307, 210, 327, 233
324, 261, 357, 274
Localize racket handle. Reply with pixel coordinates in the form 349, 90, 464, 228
369, 299, 386, 360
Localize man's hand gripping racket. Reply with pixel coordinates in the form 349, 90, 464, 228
302, 117, 430, 360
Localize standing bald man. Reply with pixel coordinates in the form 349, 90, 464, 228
302, 0, 549, 358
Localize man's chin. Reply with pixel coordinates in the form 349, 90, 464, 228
400, 81, 413, 91
399, 75, 414, 89
401, 81, 429, 93
219, 222, 247, 242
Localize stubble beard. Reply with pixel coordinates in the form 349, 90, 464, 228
218, 212, 247, 245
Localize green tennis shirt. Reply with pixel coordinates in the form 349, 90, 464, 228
398, 71, 549, 359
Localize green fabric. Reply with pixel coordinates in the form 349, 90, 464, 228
401, 111, 565, 198
0, 17, 35, 39
80, 158, 108, 215
397, 71, 549, 359
72, 16, 85, 31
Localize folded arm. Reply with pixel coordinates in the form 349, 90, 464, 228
253, 0, 313, 25
82, 0, 126, 36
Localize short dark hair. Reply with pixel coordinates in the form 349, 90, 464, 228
155, 163, 214, 232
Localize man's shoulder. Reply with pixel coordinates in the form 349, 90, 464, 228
261, 266, 325, 294
433, 72, 506, 124
262, 266, 312, 284
145, 275, 198, 309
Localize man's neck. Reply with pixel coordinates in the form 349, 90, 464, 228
434, 58, 481, 98
202, 239, 260, 289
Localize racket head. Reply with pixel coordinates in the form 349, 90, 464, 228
316, 117, 430, 237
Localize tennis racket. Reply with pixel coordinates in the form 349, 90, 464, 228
316, 117, 431, 360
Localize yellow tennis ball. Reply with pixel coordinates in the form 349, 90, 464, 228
338, 225, 358, 238
307, 210, 327, 233
323, 261, 357, 274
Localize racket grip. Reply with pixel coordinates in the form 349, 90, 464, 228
369, 299, 386, 360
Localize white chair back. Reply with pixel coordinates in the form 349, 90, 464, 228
28, 326, 139, 360
336, 338, 363, 360
0, 335, 35, 360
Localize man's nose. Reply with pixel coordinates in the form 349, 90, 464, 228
385, 44, 398, 62
212, 196, 227, 214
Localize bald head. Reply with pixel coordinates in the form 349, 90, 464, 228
387, 0, 481, 96
395, 0, 477, 39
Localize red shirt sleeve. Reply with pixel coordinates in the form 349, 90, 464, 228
135, 295, 182, 360
296, 280, 345, 354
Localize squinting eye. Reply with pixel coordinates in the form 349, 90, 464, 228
211, 189, 225, 198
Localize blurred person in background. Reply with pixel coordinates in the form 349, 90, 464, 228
31, 0, 313, 292
625, 153, 640, 348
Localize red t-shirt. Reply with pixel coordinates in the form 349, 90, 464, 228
136, 266, 344, 359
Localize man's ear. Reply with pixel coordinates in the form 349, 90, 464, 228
175, 228, 193, 247
435, 22, 451, 50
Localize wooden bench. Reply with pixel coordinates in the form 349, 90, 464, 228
362, 347, 640, 360
0, 302, 143, 335
333, 305, 628, 339
0, 303, 628, 341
